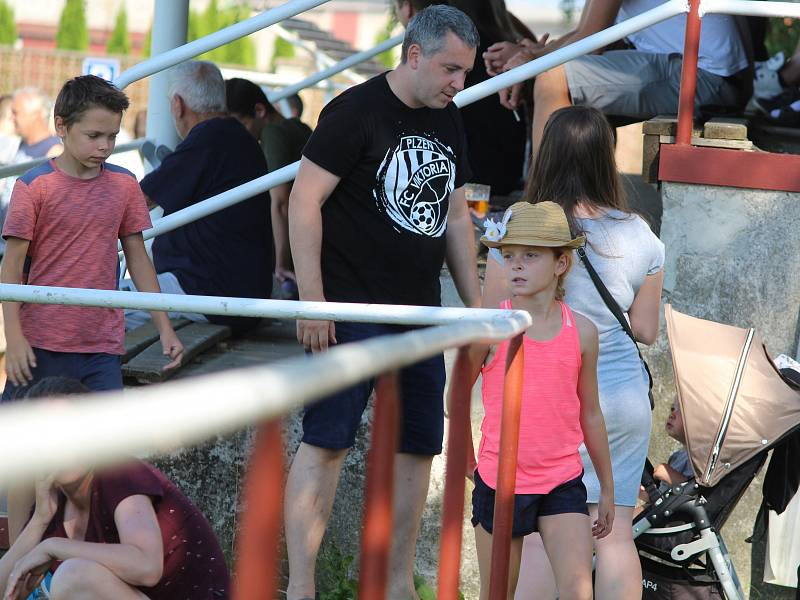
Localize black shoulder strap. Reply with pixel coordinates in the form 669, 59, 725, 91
576, 247, 654, 397
576, 247, 638, 345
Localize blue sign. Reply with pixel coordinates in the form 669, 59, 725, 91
82, 57, 121, 82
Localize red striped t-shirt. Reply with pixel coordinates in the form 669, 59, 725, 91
3, 160, 152, 354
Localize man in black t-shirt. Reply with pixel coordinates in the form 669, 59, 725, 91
285, 6, 480, 600
125, 61, 273, 333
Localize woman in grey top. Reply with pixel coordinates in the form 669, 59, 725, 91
483, 106, 664, 599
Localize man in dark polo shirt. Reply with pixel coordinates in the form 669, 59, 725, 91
125, 61, 273, 333
285, 7, 481, 599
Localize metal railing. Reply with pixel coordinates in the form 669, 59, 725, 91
6, 0, 800, 597
2, 3, 700, 599
268, 33, 403, 103
674, 0, 800, 146
0, 138, 147, 180
0, 282, 530, 600
113, 0, 332, 90
117, 0, 688, 251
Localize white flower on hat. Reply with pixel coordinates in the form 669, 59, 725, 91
483, 209, 512, 243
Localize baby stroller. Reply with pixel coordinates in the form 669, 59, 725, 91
633, 305, 800, 600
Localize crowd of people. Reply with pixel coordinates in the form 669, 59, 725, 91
0, 0, 776, 598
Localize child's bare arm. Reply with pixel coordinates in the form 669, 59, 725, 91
653, 462, 688, 486
1, 237, 37, 386
120, 233, 184, 370
575, 313, 614, 538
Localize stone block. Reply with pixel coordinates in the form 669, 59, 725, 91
659, 135, 754, 151
703, 117, 749, 141
643, 115, 678, 136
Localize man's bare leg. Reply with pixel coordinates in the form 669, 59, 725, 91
532, 66, 572, 157
387, 453, 434, 600
285, 442, 348, 600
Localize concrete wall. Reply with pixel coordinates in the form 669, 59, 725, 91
648, 181, 800, 599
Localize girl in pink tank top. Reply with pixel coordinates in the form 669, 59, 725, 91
468, 201, 614, 600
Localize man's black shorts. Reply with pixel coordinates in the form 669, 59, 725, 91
302, 322, 445, 455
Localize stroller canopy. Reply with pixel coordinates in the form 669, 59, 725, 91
665, 305, 800, 487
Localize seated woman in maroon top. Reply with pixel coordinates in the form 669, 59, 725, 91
0, 378, 230, 600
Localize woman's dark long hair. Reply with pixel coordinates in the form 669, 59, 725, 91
451, 0, 518, 42
523, 106, 629, 235
401, 0, 519, 42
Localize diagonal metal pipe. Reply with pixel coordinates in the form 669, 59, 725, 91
125, 0, 687, 248
114, 0, 332, 89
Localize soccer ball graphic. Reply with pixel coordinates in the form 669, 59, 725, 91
374, 135, 456, 237
411, 202, 437, 233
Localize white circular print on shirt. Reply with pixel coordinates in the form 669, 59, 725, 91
374, 134, 457, 237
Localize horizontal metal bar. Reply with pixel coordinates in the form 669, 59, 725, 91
118, 162, 299, 251
0, 139, 147, 179
126, 2, 685, 246
114, 0, 332, 89
700, 0, 800, 17
142, 162, 297, 242
453, 0, 687, 108
0, 312, 530, 486
268, 34, 403, 103
0, 283, 517, 326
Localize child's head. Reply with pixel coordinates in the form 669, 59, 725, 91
481, 201, 585, 301
53, 75, 129, 166
524, 106, 628, 221
665, 401, 686, 445
54, 75, 129, 129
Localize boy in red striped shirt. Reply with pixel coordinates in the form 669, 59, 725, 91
0, 74, 184, 540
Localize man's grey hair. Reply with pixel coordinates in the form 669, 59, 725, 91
168, 61, 227, 114
401, 5, 479, 64
12, 88, 52, 121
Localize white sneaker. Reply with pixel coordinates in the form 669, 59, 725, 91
753, 51, 786, 100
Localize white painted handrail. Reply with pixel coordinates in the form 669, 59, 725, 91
454, 0, 688, 107
268, 33, 403, 103
0, 139, 147, 179
0, 308, 530, 486
114, 0, 332, 89
115, 162, 299, 252
126, 0, 687, 247
700, 0, 800, 17
1, 0, 756, 486
0, 283, 512, 326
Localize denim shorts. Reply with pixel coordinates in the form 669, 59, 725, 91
1, 348, 123, 403
471, 469, 589, 538
302, 322, 446, 455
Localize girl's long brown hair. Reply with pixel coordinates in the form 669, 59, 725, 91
523, 106, 630, 235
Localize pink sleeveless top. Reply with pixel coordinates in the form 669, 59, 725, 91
477, 301, 585, 494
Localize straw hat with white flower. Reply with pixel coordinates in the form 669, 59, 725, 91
481, 201, 585, 249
